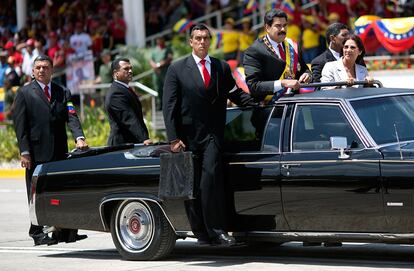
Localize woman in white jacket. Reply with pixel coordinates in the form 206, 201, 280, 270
321, 34, 372, 89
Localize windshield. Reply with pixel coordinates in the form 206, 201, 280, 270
351, 95, 414, 145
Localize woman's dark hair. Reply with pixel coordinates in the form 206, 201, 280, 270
264, 9, 288, 26
189, 23, 212, 39
341, 34, 366, 64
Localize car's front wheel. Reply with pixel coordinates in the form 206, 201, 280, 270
110, 200, 176, 260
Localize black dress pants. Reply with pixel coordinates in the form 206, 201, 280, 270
26, 163, 79, 242
184, 137, 227, 239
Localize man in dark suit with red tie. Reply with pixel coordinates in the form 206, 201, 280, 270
163, 24, 255, 246
105, 58, 152, 146
243, 9, 311, 102
311, 23, 351, 82
13, 55, 89, 246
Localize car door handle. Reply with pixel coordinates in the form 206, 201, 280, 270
282, 163, 301, 169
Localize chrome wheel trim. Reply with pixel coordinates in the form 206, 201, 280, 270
116, 201, 154, 252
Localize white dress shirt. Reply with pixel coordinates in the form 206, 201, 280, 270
329, 47, 341, 60
114, 80, 130, 89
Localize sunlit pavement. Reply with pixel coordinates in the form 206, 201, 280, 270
1, 178, 414, 271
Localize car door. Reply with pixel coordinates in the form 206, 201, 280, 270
223, 105, 287, 231
280, 103, 385, 232
351, 94, 414, 233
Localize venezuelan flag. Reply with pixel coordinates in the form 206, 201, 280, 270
355, 16, 414, 53
232, 67, 249, 93
67, 102, 76, 115
244, 0, 258, 15
266, 0, 280, 10
212, 31, 222, 49
173, 18, 195, 33
0, 88, 4, 121
280, 0, 295, 17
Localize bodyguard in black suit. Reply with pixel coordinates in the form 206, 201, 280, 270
105, 58, 152, 146
163, 24, 254, 246
13, 55, 89, 246
243, 9, 311, 101
311, 23, 350, 82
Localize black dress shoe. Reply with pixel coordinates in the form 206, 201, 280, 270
211, 233, 236, 247
65, 234, 88, 243
75, 234, 88, 241
32, 233, 57, 246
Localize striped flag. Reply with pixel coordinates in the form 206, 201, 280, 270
67, 102, 77, 115
0, 88, 4, 121
212, 31, 222, 49
244, 0, 259, 15
232, 67, 250, 93
267, 0, 281, 10
173, 18, 195, 33
280, 0, 295, 17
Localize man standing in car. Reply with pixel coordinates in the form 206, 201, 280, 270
243, 9, 311, 102
13, 55, 89, 246
311, 23, 350, 82
163, 24, 254, 246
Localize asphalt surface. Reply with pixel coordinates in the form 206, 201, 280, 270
2, 178, 414, 271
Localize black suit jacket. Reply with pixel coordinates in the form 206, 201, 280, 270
243, 38, 310, 101
105, 81, 149, 146
163, 56, 253, 151
13, 81, 84, 163
311, 49, 337, 83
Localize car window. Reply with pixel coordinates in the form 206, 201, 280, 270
224, 107, 271, 152
292, 104, 362, 151
263, 106, 284, 152
351, 95, 414, 145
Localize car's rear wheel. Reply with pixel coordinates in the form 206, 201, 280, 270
110, 200, 176, 260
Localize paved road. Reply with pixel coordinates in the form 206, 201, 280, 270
1, 178, 414, 271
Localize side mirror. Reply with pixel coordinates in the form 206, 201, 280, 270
330, 136, 349, 159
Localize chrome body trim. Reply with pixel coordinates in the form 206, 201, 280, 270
99, 197, 176, 233
387, 202, 404, 207
46, 165, 160, 176
229, 159, 380, 166
233, 231, 414, 243
29, 165, 42, 226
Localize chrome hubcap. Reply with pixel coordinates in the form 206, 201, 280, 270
117, 201, 154, 251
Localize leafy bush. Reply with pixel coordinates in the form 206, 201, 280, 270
0, 123, 19, 162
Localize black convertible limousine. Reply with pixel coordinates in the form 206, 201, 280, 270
30, 82, 414, 260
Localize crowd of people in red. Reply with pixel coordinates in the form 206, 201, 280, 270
0, 0, 411, 91
0, 0, 127, 88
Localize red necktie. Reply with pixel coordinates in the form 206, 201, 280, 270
44, 85, 51, 102
200, 59, 210, 88
278, 43, 286, 61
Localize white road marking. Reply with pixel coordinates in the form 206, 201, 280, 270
0, 189, 25, 193
0, 246, 117, 255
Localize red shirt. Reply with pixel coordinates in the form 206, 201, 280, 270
48, 44, 61, 60
327, 2, 349, 25
108, 19, 126, 40
11, 51, 23, 66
